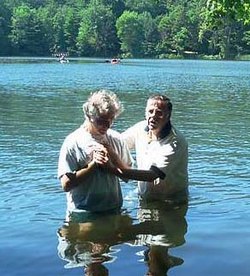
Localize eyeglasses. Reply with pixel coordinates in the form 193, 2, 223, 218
91, 116, 114, 127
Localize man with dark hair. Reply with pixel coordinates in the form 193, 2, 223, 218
106, 94, 188, 204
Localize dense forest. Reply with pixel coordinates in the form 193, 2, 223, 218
0, 0, 250, 59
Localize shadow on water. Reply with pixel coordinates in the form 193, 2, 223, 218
57, 202, 188, 275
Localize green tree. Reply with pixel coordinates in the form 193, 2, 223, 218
76, 0, 119, 57
36, 5, 55, 54
204, 0, 250, 25
0, 3, 12, 55
140, 12, 160, 57
124, 0, 167, 17
9, 4, 46, 55
1, 0, 250, 58
101, 0, 126, 17
116, 10, 145, 57
199, 0, 249, 59
242, 30, 250, 49
157, 3, 198, 56
62, 6, 80, 55
51, 7, 68, 53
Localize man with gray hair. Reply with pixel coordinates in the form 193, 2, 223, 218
58, 90, 132, 221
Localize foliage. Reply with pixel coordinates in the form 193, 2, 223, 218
9, 4, 47, 55
116, 11, 146, 57
200, 0, 250, 59
76, 1, 119, 57
0, 0, 249, 59
0, 3, 12, 54
205, 0, 250, 25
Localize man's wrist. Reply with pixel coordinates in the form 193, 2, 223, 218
150, 165, 166, 180
89, 160, 97, 169
66, 171, 77, 182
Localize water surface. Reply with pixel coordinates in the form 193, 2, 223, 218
0, 58, 249, 276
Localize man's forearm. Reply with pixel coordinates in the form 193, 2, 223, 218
109, 166, 159, 182
61, 161, 97, 192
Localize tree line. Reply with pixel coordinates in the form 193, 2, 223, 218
0, 0, 250, 59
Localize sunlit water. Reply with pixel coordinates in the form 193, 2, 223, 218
0, 58, 249, 276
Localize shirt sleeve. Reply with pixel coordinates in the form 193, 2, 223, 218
121, 125, 137, 150
57, 139, 79, 179
120, 138, 134, 167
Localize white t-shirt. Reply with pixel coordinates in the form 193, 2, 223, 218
122, 121, 188, 201
58, 125, 132, 213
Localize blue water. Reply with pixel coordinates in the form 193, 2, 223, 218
0, 58, 250, 276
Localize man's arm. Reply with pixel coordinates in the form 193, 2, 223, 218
107, 166, 159, 182
104, 145, 165, 182
60, 160, 97, 192
60, 147, 109, 192
108, 164, 165, 182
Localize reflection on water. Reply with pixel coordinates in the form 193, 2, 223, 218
57, 202, 188, 275
57, 212, 133, 273
132, 202, 187, 276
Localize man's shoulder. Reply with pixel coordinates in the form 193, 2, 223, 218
107, 128, 121, 138
124, 120, 147, 133
63, 126, 85, 144
107, 129, 125, 145
170, 126, 188, 146
134, 120, 147, 128
172, 127, 186, 139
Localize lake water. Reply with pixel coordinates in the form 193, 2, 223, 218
0, 58, 249, 276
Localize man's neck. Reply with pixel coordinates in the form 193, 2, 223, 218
145, 121, 172, 141
149, 129, 160, 140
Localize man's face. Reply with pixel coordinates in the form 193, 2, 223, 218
145, 99, 170, 132
90, 114, 114, 135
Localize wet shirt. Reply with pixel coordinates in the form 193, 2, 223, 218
58, 125, 132, 213
122, 121, 188, 201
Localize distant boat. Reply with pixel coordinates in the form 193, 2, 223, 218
111, 58, 121, 64
59, 57, 69, 64
105, 58, 121, 64
55, 52, 69, 63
